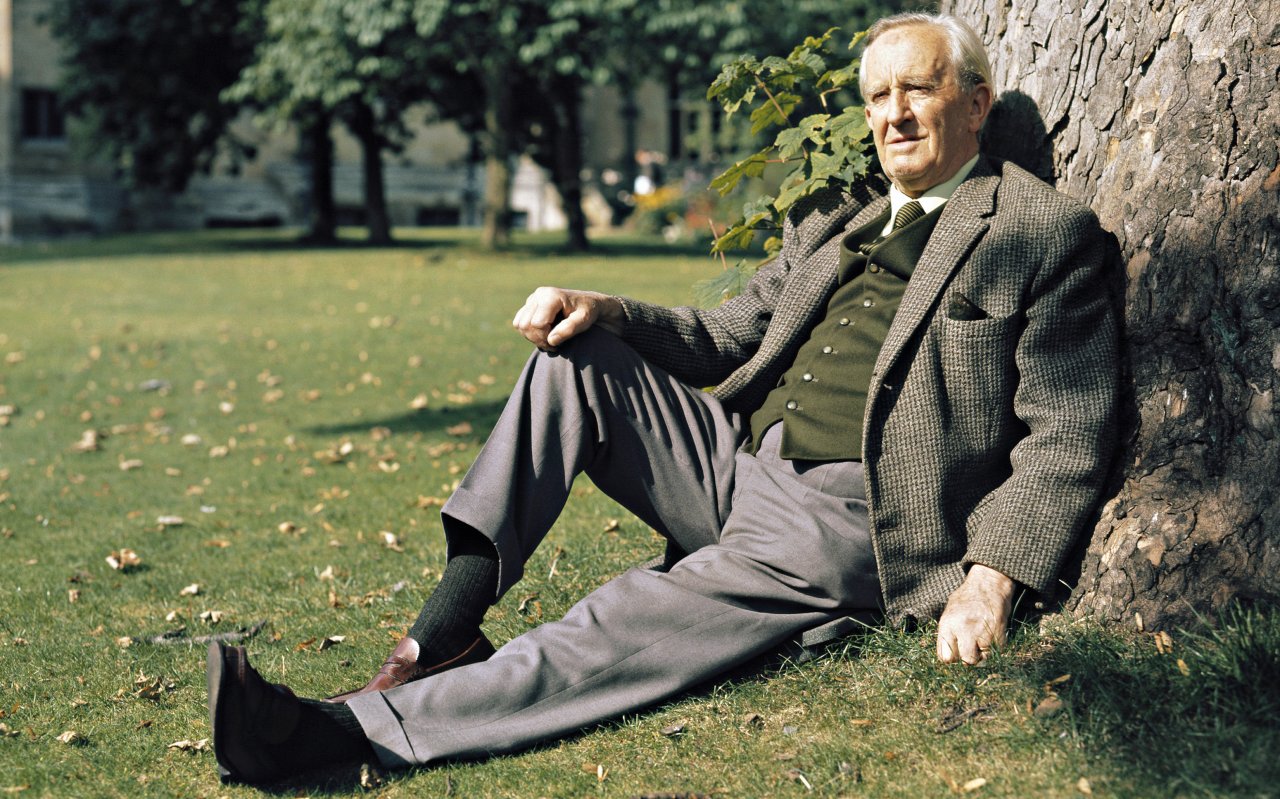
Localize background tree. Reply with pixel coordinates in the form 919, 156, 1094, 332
229, 0, 436, 244
940, 0, 1280, 628
48, 0, 263, 194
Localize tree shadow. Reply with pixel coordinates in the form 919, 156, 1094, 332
981, 89, 1055, 182
304, 400, 507, 439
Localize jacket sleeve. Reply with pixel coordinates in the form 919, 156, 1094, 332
615, 210, 809, 388
963, 206, 1120, 593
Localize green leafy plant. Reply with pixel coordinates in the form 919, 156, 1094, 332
695, 28, 874, 307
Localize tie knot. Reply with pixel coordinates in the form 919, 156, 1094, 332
893, 200, 924, 231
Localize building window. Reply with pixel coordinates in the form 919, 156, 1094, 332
21, 89, 67, 141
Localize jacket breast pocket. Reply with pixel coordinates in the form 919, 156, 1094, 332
929, 314, 1021, 454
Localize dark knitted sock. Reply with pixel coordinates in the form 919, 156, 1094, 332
406, 524, 498, 668
265, 699, 374, 772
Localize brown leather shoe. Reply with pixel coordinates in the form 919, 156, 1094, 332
207, 642, 301, 784
325, 634, 496, 703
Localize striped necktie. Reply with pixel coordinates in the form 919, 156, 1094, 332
858, 200, 925, 255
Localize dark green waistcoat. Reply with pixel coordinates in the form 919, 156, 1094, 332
749, 205, 943, 460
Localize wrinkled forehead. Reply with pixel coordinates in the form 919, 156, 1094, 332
862, 25, 955, 90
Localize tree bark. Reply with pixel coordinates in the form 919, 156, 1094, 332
302, 112, 336, 244
480, 65, 515, 250
943, 0, 1280, 629
350, 101, 393, 245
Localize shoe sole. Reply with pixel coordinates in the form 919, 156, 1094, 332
206, 642, 235, 783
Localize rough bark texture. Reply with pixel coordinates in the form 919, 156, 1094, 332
943, 0, 1280, 629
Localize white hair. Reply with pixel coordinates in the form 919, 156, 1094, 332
858, 12, 994, 95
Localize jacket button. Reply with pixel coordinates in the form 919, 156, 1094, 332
785, 400, 798, 410
839, 318, 850, 326
868, 264, 881, 273
802, 373, 814, 382
822, 346, 833, 354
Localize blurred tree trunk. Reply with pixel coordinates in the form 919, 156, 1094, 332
350, 102, 393, 245
480, 65, 515, 250
302, 112, 336, 244
944, 0, 1280, 629
549, 79, 589, 252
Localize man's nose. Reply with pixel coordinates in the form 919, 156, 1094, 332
886, 89, 913, 125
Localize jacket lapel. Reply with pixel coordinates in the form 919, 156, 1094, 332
872, 157, 999, 379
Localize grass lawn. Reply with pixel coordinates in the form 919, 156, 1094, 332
1, 229, 1276, 798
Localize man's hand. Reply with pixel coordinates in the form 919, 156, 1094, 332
936, 563, 1015, 665
512, 287, 624, 350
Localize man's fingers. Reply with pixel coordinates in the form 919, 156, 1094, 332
547, 307, 590, 347
937, 630, 958, 663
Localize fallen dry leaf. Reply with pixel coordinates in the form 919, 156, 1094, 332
179, 583, 200, 597
1033, 696, 1064, 718
156, 515, 185, 528
106, 548, 142, 571
55, 730, 84, 745
317, 635, 345, 651
118, 459, 144, 471
134, 673, 175, 701
381, 531, 404, 552
180, 434, 202, 447
68, 589, 80, 604
199, 610, 224, 625
359, 762, 383, 790
660, 724, 685, 738
961, 777, 988, 792
445, 421, 472, 437
71, 430, 100, 453
167, 738, 209, 752
278, 521, 299, 534
1077, 777, 1093, 795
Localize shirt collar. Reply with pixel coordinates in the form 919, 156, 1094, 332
885, 154, 979, 228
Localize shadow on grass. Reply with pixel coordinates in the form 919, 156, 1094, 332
999, 607, 1280, 795
304, 401, 506, 439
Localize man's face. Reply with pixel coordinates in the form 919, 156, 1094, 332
862, 25, 992, 197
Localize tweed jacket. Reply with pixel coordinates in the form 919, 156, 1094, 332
619, 156, 1119, 624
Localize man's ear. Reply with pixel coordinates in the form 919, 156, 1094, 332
969, 84, 994, 133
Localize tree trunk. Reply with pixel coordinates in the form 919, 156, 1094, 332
551, 80, 589, 252
943, 0, 1280, 629
302, 112, 336, 244
480, 65, 515, 250
350, 102, 393, 245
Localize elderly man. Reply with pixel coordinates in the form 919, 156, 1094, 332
207, 12, 1117, 783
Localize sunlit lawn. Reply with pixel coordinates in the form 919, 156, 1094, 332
0, 229, 1276, 798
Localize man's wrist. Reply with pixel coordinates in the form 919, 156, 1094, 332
965, 563, 1015, 599
596, 295, 626, 335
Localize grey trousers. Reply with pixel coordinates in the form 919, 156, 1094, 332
348, 329, 881, 767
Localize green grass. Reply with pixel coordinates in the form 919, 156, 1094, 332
1, 229, 1277, 798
